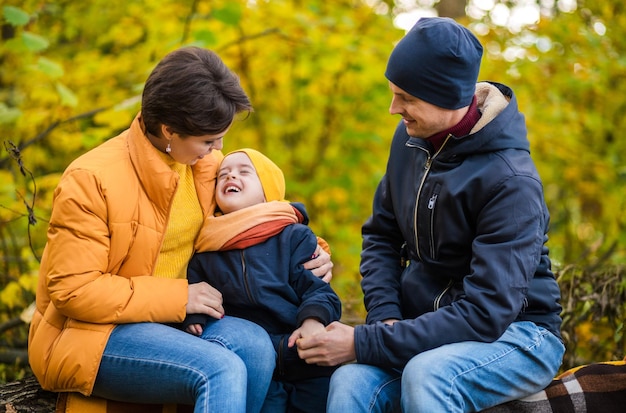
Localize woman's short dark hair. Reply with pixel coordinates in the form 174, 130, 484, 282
142, 47, 252, 137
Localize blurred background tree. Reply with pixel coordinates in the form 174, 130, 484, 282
1, 0, 624, 382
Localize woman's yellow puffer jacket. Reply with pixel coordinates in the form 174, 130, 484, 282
28, 113, 221, 398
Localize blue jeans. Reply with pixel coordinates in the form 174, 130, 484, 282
92, 317, 275, 413
327, 321, 565, 413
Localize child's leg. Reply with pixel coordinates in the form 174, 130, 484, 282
286, 377, 331, 413
261, 380, 288, 413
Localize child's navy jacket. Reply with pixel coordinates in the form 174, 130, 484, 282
185, 203, 341, 381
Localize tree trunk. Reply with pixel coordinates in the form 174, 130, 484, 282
436, 0, 467, 19
0, 376, 56, 413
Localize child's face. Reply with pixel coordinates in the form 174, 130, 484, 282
216, 152, 266, 214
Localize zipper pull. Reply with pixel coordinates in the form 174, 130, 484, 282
428, 194, 438, 209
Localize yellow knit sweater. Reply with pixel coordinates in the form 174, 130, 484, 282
153, 154, 204, 279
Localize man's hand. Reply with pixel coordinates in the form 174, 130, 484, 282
295, 321, 356, 366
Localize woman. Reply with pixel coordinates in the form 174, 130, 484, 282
28, 47, 332, 413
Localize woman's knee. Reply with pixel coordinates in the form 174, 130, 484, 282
192, 347, 248, 389
204, 317, 271, 349
202, 317, 275, 375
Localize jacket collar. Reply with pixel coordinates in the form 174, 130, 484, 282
126, 113, 221, 217
442, 82, 529, 159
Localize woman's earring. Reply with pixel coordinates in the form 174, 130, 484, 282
166, 142, 172, 153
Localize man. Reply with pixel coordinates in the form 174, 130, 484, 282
296, 17, 564, 412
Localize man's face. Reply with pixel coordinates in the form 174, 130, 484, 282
388, 82, 461, 139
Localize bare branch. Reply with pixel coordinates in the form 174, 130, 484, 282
0, 317, 24, 336
0, 107, 109, 168
217, 28, 282, 53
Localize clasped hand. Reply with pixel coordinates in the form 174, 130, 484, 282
293, 321, 357, 367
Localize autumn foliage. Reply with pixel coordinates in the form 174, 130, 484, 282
1, 0, 625, 382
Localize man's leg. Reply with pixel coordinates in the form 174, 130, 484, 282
401, 321, 565, 413
327, 364, 401, 413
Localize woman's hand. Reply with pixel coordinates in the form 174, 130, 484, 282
187, 282, 224, 320
304, 245, 333, 282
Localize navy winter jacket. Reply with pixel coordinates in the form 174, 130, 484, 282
185, 204, 341, 380
354, 82, 562, 369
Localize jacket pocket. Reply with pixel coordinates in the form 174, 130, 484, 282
433, 280, 465, 311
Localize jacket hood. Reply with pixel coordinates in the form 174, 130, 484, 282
409, 82, 529, 160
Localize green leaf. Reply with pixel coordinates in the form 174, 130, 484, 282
0, 281, 24, 309
37, 57, 64, 78
21, 31, 49, 52
193, 29, 217, 46
0, 103, 22, 124
55, 82, 78, 107
3, 5, 30, 27
615, 323, 623, 342
212, 3, 242, 25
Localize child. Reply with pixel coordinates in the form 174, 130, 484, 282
184, 148, 341, 413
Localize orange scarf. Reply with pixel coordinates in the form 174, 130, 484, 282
195, 201, 303, 252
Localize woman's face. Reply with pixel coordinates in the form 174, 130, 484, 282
166, 127, 229, 165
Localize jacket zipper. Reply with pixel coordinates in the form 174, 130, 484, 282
406, 134, 452, 261
277, 336, 285, 376
428, 193, 438, 258
240, 251, 255, 304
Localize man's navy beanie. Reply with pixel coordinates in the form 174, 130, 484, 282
385, 17, 483, 110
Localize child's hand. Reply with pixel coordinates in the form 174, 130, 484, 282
288, 318, 325, 347
186, 323, 204, 336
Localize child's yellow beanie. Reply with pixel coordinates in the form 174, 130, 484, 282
224, 148, 286, 202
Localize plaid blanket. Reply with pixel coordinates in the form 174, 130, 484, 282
484, 357, 626, 412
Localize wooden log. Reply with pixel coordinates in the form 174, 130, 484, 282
0, 375, 56, 413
